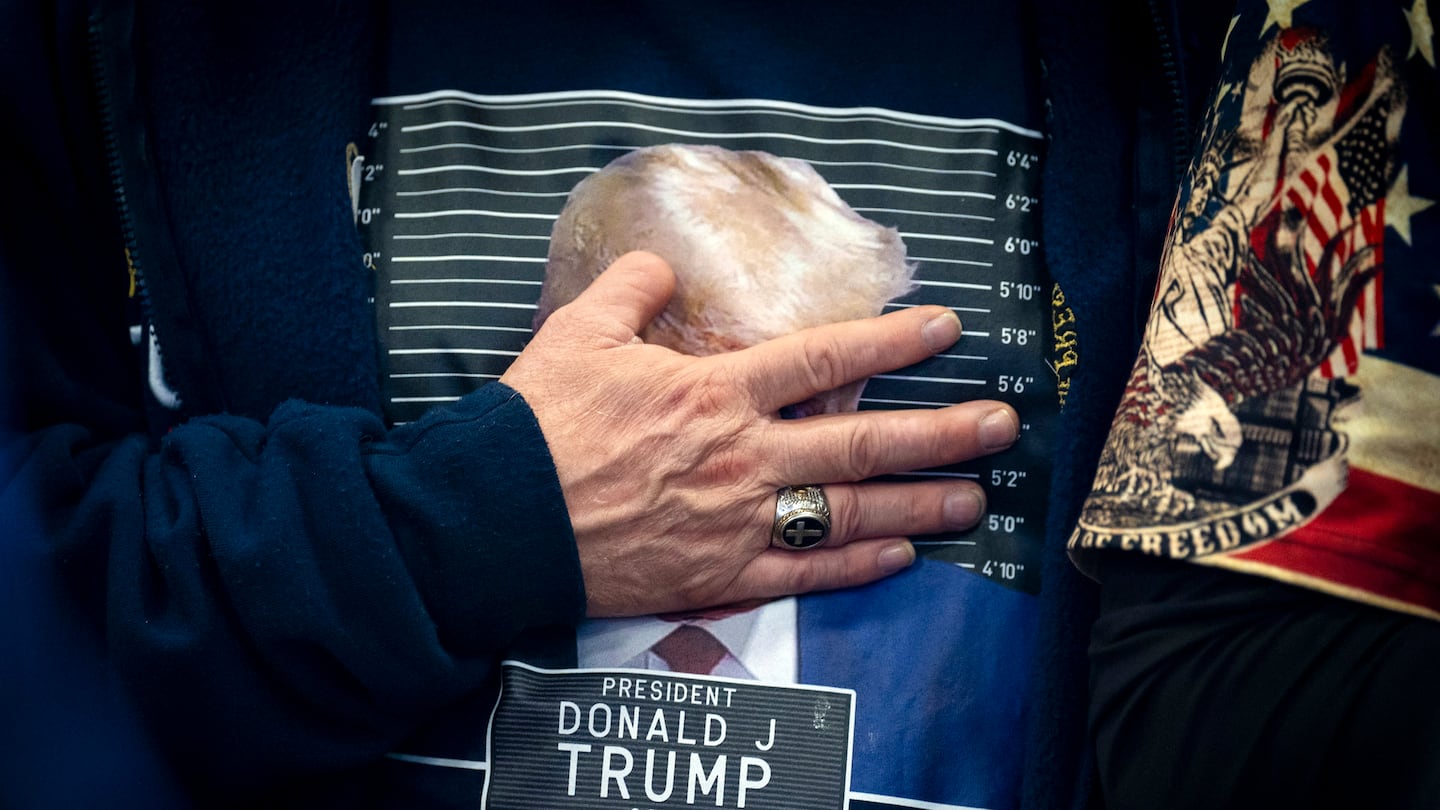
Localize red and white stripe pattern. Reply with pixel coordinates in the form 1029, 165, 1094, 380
1281, 150, 1386, 378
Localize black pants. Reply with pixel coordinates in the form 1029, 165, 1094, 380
1089, 553, 1440, 810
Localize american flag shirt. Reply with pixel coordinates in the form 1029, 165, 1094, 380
1069, 0, 1440, 621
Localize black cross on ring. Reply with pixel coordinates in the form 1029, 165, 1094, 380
783, 518, 826, 548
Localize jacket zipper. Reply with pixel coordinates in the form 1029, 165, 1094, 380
1147, 0, 1193, 185
87, 12, 154, 333
86, 3, 229, 416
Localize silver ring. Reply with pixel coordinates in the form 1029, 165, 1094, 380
772, 485, 832, 550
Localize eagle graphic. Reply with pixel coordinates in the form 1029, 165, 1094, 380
1095, 208, 1379, 518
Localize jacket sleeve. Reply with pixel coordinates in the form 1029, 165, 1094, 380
0, 0, 586, 795
3, 389, 585, 786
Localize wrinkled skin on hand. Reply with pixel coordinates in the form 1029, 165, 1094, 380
501, 252, 1019, 617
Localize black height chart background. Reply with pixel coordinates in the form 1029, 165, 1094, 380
356, 90, 1055, 595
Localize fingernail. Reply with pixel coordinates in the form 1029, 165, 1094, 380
944, 488, 985, 529
877, 542, 916, 574
921, 311, 962, 353
979, 408, 1019, 450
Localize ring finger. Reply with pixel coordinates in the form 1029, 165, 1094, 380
760, 478, 987, 550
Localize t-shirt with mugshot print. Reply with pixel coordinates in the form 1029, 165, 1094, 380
360, 3, 1055, 809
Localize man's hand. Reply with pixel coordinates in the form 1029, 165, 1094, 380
501, 252, 1019, 617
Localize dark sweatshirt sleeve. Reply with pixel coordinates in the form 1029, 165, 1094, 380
6, 388, 586, 789
0, 0, 585, 795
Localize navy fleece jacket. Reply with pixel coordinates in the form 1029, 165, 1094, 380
1, 0, 584, 798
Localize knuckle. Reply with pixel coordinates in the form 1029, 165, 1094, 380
828, 488, 864, 541
539, 299, 593, 340
840, 420, 884, 480
690, 367, 746, 417
700, 419, 765, 485
781, 559, 829, 595
674, 574, 712, 606
656, 368, 736, 428
659, 373, 709, 415
797, 332, 852, 394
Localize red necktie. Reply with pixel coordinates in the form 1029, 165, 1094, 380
651, 625, 728, 675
